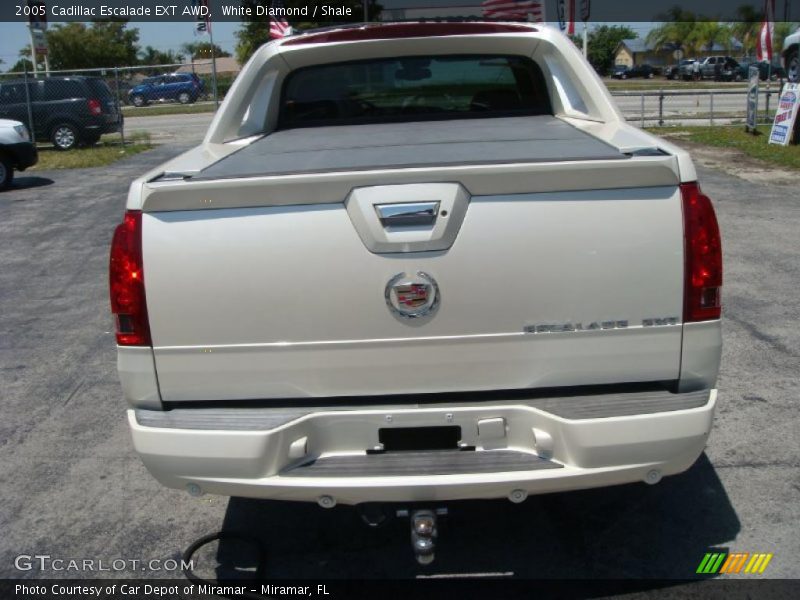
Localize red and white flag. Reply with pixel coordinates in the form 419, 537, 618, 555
270, 0, 292, 39
481, 0, 546, 22
756, 0, 775, 62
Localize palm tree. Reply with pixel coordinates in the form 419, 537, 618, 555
731, 5, 762, 59
689, 22, 733, 55
646, 10, 702, 57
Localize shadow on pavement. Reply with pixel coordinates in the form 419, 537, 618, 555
3, 176, 55, 192
186, 453, 738, 582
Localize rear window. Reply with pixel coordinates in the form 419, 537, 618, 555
86, 78, 114, 99
40, 79, 86, 101
279, 54, 551, 129
0, 83, 28, 105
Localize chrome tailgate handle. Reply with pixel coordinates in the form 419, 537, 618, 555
376, 202, 440, 228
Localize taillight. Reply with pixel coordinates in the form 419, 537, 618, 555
88, 98, 102, 115
681, 182, 722, 322
109, 210, 151, 346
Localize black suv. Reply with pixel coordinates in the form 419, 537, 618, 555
0, 76, 123, 150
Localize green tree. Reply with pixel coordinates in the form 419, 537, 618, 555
646, 10, 703, 56
182, 42, 231, 60
139, 46, 185, 66
584, 25, 637, 75
731, 5, 762, 59
44, 21, 140, 69
8, 48, 36, 74
688, 22, 733, 55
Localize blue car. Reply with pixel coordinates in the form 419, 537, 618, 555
128, 73, 204, 107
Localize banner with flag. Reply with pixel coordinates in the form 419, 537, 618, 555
558, 0, 575, 35
270, 0, 292, 39
756, 0, 774, 62
481, 0, 546, 22
193, 0, 212, 35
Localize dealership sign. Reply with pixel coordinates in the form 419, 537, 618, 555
769, 83, 799, 146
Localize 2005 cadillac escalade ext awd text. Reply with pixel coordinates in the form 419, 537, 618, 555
111, 23, 722, 512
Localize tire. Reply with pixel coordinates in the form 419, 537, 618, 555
0, 156, 13, 190
51, 123, 79, 151
648, 72, 654, 79
177, 92, 191, 104
621, 73, 628, 80
734, 73, 743, 82
131, 94, 147, 107
787, 49, 799, 83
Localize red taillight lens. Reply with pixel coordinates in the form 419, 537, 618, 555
88, 98, 102, 115
681, 182, 722, 322
109, 210, 151, 346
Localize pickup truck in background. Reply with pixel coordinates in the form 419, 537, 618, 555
111, 23, 722, 552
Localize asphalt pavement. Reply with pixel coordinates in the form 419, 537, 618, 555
0, 132, 798, 587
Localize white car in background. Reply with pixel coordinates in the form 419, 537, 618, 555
0, 119, 37, 190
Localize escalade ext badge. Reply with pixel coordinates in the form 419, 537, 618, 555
385, 272, 440, 319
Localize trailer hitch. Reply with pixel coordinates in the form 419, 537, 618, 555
397, 507, 447, 565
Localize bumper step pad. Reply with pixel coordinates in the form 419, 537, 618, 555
283, 450, 563, 477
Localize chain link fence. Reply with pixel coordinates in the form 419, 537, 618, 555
0, 62, 226, 151
610, 83, 787, 128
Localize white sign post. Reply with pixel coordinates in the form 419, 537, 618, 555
768, 83, 800, 146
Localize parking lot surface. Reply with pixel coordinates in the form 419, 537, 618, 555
0, 142, 798, 583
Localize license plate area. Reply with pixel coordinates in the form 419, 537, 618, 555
377, 426, 461, 452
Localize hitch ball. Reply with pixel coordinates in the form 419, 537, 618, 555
410, 510, 438, 565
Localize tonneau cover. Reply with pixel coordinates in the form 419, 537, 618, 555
198, 115, 626, 180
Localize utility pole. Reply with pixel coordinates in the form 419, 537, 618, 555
28, 26, 38, 76
209, 24, 219, 108
582, 22, 588, 58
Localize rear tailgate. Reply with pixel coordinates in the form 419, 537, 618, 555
141, 117, 685, 402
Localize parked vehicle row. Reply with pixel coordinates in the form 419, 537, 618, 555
0, 76, 122, 150
661, 56, 789, 82
611, 64, 656, 79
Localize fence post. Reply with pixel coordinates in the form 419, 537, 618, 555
764, 86, 771, 125
640, 92, 645, 127
23, 65, 35, 142
710, 91, 714, 126
658, 89, 664, 126
115, 67, 126, 147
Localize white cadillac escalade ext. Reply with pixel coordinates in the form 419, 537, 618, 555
111, 23, 722, 517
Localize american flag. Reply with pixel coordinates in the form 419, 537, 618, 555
270, 0, 292, 39
481, 0, 545, 21
756, 0, 774, 62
